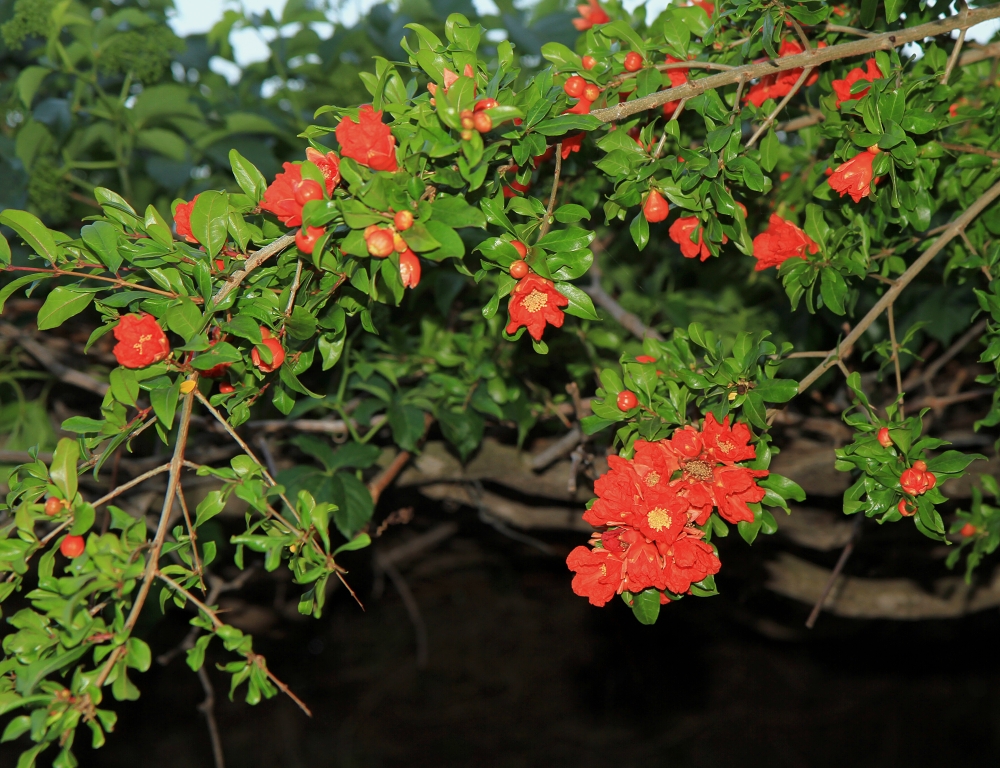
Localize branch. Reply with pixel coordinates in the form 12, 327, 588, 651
211, 234, 297, 308
95, 390, 195, 688
942, 2, 970, 84
805, 514, 862, 629
745, 66, 813, 149
539, 144, 563, 239
797, 176, 1000, 395
584, 258, 664, 342
590, 4, 1000, 123
939, 142, 1000, 161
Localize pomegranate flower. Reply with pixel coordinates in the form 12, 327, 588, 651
336, 105, 398, 173
669, 216, 726, 261
752, 214, 819, 271
567, 545, 623, 606
304, 147, 341, 193
900, 460, 937, 496
173, 195, 199, 243
261, 163, 307, 227
662, 56, 689, 116
828, 148, 878, 203
573, 0, 610, 30
832, 58, 882, 108
113, 314, 171, 369
505, 273, 569, 341
745, 41, 823, 107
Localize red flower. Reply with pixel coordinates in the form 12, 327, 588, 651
658, 536, 721, 594
564, 98, 593, 115
573, 0, 610, 30
567, 545, 622, 606
336, 105, 398, 173
505, 274, 569, 341
900, 459, 936, 496
662, 56, 689, 116
634, 413, 767, 525
173, 195, 199, 244
636, 355, 657, 363
832, 58, 882, 108
608, 528, 669, 592
261, 163, 306, 227
584, 455, 644, 528
304, 147, 341, 193
687, 0, 714, 15
828, 149, 877, 203
752, 214, 819, 271
745, 41, 822, 107
669, 216, 725, 261
561, 133, 585, 159
399, 249, 421, 289
113, 314, 170, 369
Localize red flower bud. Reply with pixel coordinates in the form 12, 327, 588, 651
582, 55, 597, 70
960, 522, 977, 537
61, 535, 85, 558
295, 225, 325, 255
877, 427, 892, 448
564, 75, 586, 98
44, 497, 63, 516
473, 112, 492, 133
900, 460, 936, 496
643, 190, 669, 223
293, 179, 324, 206
251, 328, 285, 373
617, 390, 638, 410
897, 499, 917, 517
394, 210, 414, 231
399, 249, 421, 289
583, 83, 601, 102
219, 382, 235, 394
624, 52, 643, 72
366, 228, 395, 258
474, 98, 498, 112
511, 240, 528, 258
510, 260, 529, 279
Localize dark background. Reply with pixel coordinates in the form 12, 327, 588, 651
12, 494, 993, 768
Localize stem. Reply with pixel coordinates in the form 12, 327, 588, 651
284, 259, 304, 317
539, 144, 563, 239
797, 177, 1000, 395
805, 514, 863, 629
942, 2, 970, 84
888, 303, 904, 416
91, 463, 171, 508
591, 4, 1000, 124
95, 390, 195, 688
211, 235, 297, 309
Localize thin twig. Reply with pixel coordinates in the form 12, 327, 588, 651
939, 142, 1000, 161
745, 67, 813, 149
91, 463, 171, 508
584, 258, 664, 341
176, 486, 205, 592
590, 4, 1000, 123
906, 318, 988, 392
0, 321, 109, 396
539, 144, 563, 238
825, 23, 876, 38
376, 556, 428, 669
888, 303, 905, 416
653, 98, 687, 159
194, 390, 300, 524
806, 514, 863, 629
95, 391, 195, 688
797, 177, 1000, 395
196, 666, 226, 768
285, 259, 304, 317
942, 2, 970, 84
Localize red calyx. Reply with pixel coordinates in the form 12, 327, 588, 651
583, 83, 601, 102
293, 179, 324, 206
564, 75, 586, 98
366, 228, 395, 258
394, 210, 414, 231
960, 522, 977, 537
877, 427, 892, 448
219, 382, 235, 394
473, 112, 493, 133
61, 535, 85, 558
617, 390, 638, 410
296, 225, 325, 255
643, 190, 669, 223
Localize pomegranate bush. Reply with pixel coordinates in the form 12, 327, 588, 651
1, 0, 1000, 763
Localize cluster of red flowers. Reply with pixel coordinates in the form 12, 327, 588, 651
568, 413, 768, 606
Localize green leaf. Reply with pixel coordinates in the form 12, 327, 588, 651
50, 438, 79, 501
0, 274, 49, 315
109, 367, 139, 407
819, 268, 847, 315
331, 472, 374, 539
81, 221, 123, 272
555, 281, 599, 320
628, 589, 661, 625
164, 297, 202, 341
190, 191, 229, 258
0, 210, 58, 263
333, 533, 372, 556
760, 473, 806, 502
884, 0, 904, 23
926, 451, 985, 475
229, 149, 267, 202
37, 286, 94, 330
